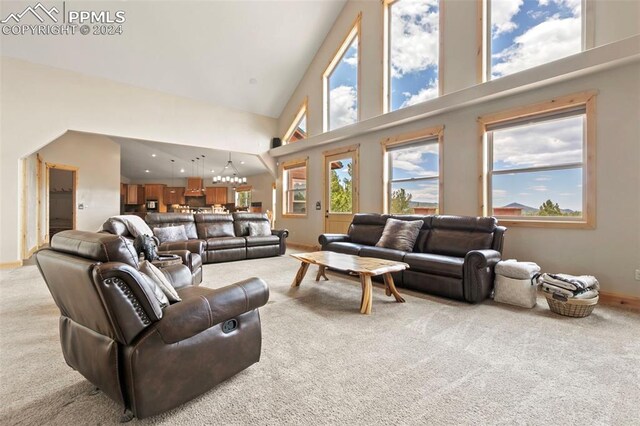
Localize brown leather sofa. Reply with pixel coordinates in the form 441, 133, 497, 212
146, 212, 288, 263
101, 217, 203, 285
319, 214, 506, 303
36, 230, 269, 420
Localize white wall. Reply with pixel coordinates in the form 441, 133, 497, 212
0, 57, 277, 264
245, 172, 275, 214
38, 132, 121, 233
273, 0, 640, 297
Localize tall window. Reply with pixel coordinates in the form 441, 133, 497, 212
283, 99, 308, 144
479, 92, 596, 228
282, 159, 307, 216
385, 0, 440, 112
486, 0, 583, 80
324, 14, 360, 132
235, 187, 251, 209
383, 126, 443, 214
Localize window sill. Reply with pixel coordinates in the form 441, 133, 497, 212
270, 36, 639, 158
496, 218, 595, 230
282, 213, 308, 219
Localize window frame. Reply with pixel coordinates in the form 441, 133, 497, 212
281, 157, 309, 218
323, 12, 361, 132
283, 97, 308, 144
383, 0, 444, 114
381, 125, 444, 214
478, 91, 597, 228
477, 0, 594, 83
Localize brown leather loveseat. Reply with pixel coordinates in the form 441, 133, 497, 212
36, 230, 269, 420
319, 214, 506, 303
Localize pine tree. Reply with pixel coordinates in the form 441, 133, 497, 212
538, 199, 562, 216
390, 188, 413, 214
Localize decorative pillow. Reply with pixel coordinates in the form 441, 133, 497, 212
153, 225, 188, 244
375, 218, 424, 252
139, 260, 182, 303
138, 271, 170, 308
248, 221, 271, 237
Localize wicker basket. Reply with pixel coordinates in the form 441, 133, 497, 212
544, 293, 599, 318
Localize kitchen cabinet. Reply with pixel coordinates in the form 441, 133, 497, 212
144, 184, 165, 201
164, 187, 185, 205
125, 184, 145, 205
205, 187, 227, 205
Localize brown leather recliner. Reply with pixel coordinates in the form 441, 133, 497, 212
35, 230, 269, 420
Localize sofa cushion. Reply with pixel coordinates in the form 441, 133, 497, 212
249, 222, 271, 237
146, 213, 198, 240
376, 218, 423, 252
404, 253, 464, 278
50, 230, 139, 268
206, 237, 246, 250
348, 213, 389, 245
425, 229, 494, 257
359, 246, 407, 262
245, 235, 280, 247
232, 212, 270, 237
153, 225, 188, 244
194, 214, 235, 238
324, 242, 366, 256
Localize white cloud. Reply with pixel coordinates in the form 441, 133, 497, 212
401, 79, 438, 108
530, 185, 548, 192
535, 177, 551, 181
406, 182, 439, 203
343, 39, 358, 67
491, 0, 523, 38
492, 14, 581, 77
390, 0, 439, 77
329, 85, 357, 130
391, 144, 438, 175
493, 189, 508, 198
492, 115, 583, 168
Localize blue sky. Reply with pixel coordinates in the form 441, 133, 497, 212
390, 142, 439, 203
328, 38, 358, 130
389, 0, 439, 112
491, 0, 581, 78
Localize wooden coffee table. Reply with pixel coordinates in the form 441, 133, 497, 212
290, 251, 409, 315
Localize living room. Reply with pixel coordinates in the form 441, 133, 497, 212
1, 0, 639, 424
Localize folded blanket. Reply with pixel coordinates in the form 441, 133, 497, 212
109, 215, 154, 238
540, 273, 599, 291
495, 259, 541, 279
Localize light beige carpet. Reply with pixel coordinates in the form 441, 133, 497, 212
1, 252, 639, 425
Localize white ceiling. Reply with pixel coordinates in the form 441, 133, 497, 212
112, 136, 268, 180
0, 0, 346, 118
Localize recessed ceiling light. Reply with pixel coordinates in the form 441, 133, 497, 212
180, 168, 185, 173
249, 78, 257, 85
145, 169, 150, 173
151, 154, 156, 157
240, 161, 245, 165
210, 169, 215, 173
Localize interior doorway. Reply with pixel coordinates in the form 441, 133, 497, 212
46, 163, 78, 240
323, 145, 359, 233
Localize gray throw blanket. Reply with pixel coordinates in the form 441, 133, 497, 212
109, 215, 154, 238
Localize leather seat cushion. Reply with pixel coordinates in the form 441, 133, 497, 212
245, 235, 280, 247
324, 242, 366, 256
403, 252, 464, 278
359, 246, 407, 262
206, 237, 246, 250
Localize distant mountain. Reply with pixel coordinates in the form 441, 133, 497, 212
561, 208, 575, 214
502, 202, 538, 213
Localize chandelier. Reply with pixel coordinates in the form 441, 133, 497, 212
213, 152, 247, 184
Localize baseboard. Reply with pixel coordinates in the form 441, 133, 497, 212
0, 261, 23, 270
599, 291, 640, 310
287, 242, 321, 252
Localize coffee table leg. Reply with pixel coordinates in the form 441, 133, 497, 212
315, 265, 329, 282
291, 262, 310, 287
383, 273, 405, 303
359, 274, 373, 315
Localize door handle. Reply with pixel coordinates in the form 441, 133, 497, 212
325, 209, 329, 219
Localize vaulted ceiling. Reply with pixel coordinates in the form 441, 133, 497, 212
0, 0, 346, 118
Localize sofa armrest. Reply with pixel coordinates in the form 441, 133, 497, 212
271, 229, 289, 255
157, 277, 269, 344
158, 250, 200, 272
463, 249, 502, 303
318, 234, 350, 249
159, 264, 193, 290
159, 240, 204, 258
